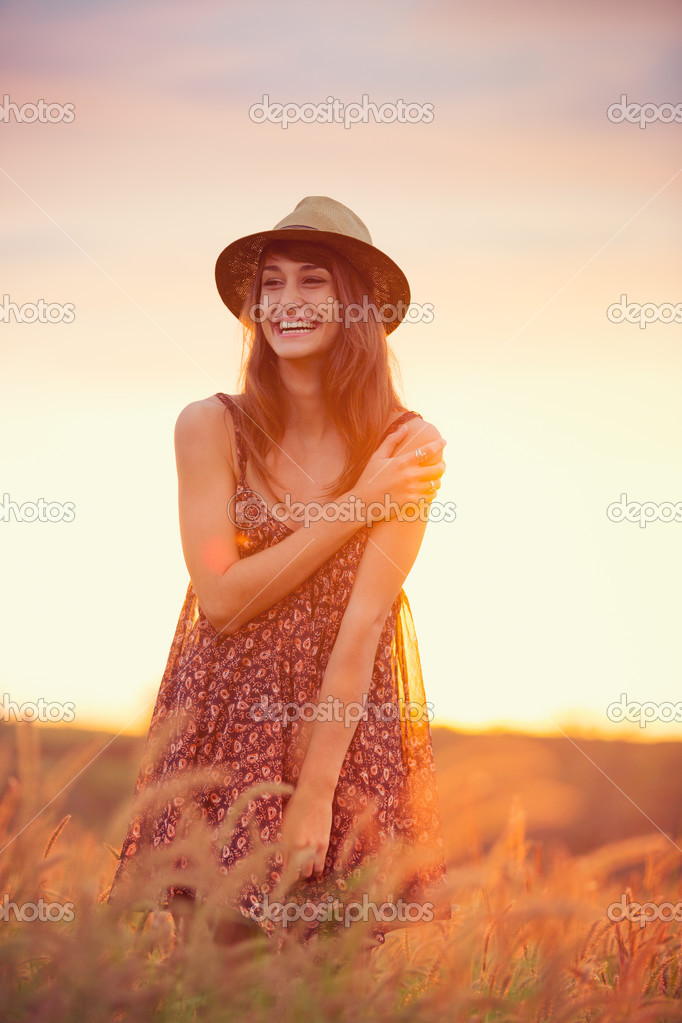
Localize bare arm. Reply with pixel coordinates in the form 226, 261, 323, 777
175, 398, 363, 636
279, 417, 447, 877
174, 399, 445, 637
295, 417, 444, 798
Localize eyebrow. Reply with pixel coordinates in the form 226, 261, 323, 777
261, 263, 326, 273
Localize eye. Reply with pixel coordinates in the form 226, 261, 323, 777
261, 275, 328, 288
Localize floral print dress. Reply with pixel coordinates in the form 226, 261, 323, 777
105, 393, 450, 948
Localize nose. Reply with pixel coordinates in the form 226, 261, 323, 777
278, 276, 305, 317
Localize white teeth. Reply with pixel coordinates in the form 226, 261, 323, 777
280, 320, 317, 331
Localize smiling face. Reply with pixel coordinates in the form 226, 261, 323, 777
258, 248, 341, 360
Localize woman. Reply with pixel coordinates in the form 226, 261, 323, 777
105, 196, 450, 952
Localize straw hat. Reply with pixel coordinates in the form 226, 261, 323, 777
214, 196, 411, 335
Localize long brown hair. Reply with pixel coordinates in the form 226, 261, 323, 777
231, 239, 407, 500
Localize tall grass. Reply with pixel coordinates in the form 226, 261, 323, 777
1, 722, 680, 1022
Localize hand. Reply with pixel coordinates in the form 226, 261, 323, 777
355, 423, 447, 519
280, 786, 333, 880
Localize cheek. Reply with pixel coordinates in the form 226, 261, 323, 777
313, 291, 338, 322
320, 320, 341, 343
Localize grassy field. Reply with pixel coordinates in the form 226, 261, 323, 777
1, 721, 681, 1021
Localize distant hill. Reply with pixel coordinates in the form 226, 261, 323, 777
429, 728, 682, 864
1, 723, 680, 868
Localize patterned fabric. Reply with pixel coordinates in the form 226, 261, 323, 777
106, 393, 450, 947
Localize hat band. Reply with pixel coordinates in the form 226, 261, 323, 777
280, 225, 319, 230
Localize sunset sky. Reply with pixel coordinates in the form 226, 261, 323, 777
1, 0, 680, 743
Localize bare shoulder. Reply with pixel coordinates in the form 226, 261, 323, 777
174, 394, 225, 440
174, 394, 239, 471
388, 412, 444, 456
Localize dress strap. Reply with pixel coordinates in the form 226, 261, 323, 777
215, 393, 247, 479
377, 409, 423, 445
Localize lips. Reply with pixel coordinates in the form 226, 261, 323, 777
274, 319, 320, 337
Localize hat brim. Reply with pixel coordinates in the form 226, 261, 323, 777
215, 228, 410, 336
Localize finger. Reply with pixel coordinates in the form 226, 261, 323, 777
421, 439, 447, 463
407, 440, 446, 468
288, 843, 312, 877
298, 855, 315, 880
418, 454, 446, 472
384, 422, 409, 451
414, 461, 445, 484
313, 851, 327, 877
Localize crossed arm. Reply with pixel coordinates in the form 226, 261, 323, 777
174, 398, 443, 788
175, 398, 382, 636
294, 416, 443, 798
